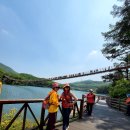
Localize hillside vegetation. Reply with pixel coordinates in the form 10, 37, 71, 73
0, 63, 109, 91
0, 63, 53, 87
70, 80, 109, 91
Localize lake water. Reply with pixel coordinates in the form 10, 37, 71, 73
0, 85, 86, 120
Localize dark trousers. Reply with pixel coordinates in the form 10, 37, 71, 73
87, 103, 94, 115
46, 112, 57, 130
126, 105, 130, 115
62, 107, 71, 130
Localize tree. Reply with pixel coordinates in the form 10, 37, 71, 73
101, 0, 130, 98
96, 86, 109, 94
101, 0, 130, 60
102, 63, 124, 83
109, 79, 130, 98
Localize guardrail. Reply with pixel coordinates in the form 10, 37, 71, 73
106, 97, 127, 112
0, 98, 83, 130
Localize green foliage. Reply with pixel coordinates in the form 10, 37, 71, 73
102, 0, 130, 60
0, 62, 110, 91
109, 79, 130, 98
0, 63, 17, 74
0, 108, 37, 130
101, 0, 130, 96
70, 80, 109, 91
0, 62, 53, 87
96, 85, 109, 94
19, 73, 38, 80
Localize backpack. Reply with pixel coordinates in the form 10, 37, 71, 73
42, 99, 50, 109
42, 92, 52, 109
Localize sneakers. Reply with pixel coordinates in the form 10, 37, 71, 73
66, 126, 69, 130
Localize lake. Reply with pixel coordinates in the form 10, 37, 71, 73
0, 84, 86, 120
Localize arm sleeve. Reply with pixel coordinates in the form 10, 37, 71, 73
59, 93, 63, 100
70, 93, 78, 101
84, 94, 87, 98
94, 94, 96, 101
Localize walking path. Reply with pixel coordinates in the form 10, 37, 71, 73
57, 100, 130, 130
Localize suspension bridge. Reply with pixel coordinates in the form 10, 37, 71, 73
48, 63, 130, 80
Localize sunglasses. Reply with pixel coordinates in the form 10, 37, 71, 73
65, 86, 70, 88
55, 87, 60, 89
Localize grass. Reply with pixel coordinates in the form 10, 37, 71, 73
0, 108, 37, 130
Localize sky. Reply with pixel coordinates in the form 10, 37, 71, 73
0, 0, 121, 83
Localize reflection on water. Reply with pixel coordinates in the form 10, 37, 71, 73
0, 85, 85, 120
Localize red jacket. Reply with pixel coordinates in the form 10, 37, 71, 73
61, 92, 73, 108
125, 97, 130, 105
86, 93, 95, 103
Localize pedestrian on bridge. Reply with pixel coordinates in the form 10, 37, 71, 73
84, 89, 95, 116
60, 83, 78, 130
46, 82, 60, 130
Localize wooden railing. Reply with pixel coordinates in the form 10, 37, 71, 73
106, 97, 127, 112
0, 98, 83, 130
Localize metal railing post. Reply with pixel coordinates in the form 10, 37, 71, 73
40, 102, 45, 130
0, 103, 3, 124
22, 103, 28, 130
79, 95, 84, 119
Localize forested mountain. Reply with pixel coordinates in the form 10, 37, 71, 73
0, 63, 109, 91
70, 80, 109, 91
0, 62, 52, 87
0, 63, 17, 74
0, 63, 38, 80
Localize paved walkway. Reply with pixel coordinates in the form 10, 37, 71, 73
57, 100, 130, 130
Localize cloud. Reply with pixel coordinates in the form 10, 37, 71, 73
86, 50, 104, 61
88, 50, 98, 57
0, 28, 15, 39
86, 50, 114, 67
1, 28, 9, 35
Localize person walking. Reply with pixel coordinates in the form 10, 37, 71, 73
60, 83, 78, 130
125, 94, 130, 116
46, 82, 60, 130
84, 89, 95, 116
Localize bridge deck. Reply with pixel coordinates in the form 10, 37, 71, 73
57, 100, 130, 130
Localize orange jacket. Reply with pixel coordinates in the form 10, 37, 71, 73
125, 97, 130, 105
60, 92, 78, 108
48, 90, 59, 113
61, 92, 73, 108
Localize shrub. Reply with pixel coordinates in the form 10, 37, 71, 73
0, 108, 37, 130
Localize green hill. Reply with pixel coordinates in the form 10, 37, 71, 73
0, 63, 109, 91
70, 80, 109, 91
0, 63, 37, 80
0, 63, 52, 87
0, 63, 17, 73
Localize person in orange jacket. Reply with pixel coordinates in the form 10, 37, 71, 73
84, 89, 95, 116
46, 82, 60, 130
60, 83, 78, 130
125, 94, 130, 116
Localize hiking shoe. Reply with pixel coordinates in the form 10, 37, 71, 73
66, 126, 69, 130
